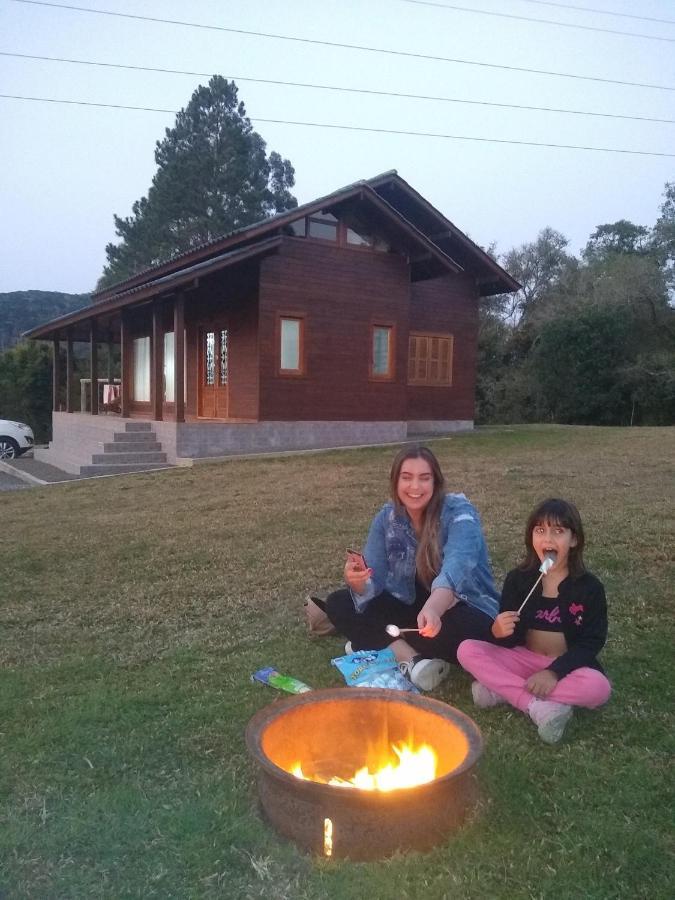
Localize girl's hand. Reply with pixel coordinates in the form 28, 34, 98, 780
526, 669, 558, 698
491, 611, 520, 639
344, 555, 372, 593
417, 606, 442, 638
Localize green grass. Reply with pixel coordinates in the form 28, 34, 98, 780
1, 425, 673, 898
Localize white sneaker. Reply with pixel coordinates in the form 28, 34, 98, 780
471, 681, 505, 708
399, 656, 450, 692
528, 699, 573, 744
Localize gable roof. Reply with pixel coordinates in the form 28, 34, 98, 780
93, 171, 518, 301
26, 172, 519, 341
368, 172, 520, 296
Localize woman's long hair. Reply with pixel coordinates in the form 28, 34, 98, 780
389, 445, 446, 588
520, 497, 586, 578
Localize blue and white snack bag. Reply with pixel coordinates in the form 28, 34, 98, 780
331, 648, 419, 693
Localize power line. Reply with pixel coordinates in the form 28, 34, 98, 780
2, 93, 674, 158
399, 0, 675, 42
516, 0, 675, 26
4, 51, 673, 126
9, 0, 675, 92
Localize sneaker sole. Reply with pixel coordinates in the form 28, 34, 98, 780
412, 660, 451, 692
537, 708, 573, 744
471, 681, 505, 708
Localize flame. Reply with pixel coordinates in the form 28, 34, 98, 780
291, 741, 437, 792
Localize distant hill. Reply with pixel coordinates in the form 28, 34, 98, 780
0, 290, 91, 351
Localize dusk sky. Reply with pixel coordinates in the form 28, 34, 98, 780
2, 0, 674, 294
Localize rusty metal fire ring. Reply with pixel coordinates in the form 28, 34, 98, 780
245, 688, 483, 860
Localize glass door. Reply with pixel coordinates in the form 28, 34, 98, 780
198, 327, 229, 418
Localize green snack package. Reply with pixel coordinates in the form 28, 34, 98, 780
252, 667, 312, 694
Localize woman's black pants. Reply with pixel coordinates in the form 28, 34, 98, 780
324, 585, 493, 664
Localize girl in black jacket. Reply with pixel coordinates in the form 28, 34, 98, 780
457, 498, 611, 743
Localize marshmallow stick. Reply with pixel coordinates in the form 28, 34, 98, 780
516, 573, 544, 615
516, 554, 556, 616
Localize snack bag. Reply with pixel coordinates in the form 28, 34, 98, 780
332, 648, 419, 693
252, 667, 312, 694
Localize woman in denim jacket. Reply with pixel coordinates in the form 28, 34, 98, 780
325, 445, 499, 691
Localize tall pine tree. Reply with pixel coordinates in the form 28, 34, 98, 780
99, 77, 297, 289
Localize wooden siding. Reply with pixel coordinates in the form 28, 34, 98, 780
258, 238, 410, 421
407, 274, 479, 420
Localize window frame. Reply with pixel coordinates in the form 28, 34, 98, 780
369, 322, 396, 382
407, 331, 454, 387
277, 313, 307, 377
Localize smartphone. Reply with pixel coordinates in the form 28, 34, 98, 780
346, 548, 367, 568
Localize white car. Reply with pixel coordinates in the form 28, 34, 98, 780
0, 419, 35, 459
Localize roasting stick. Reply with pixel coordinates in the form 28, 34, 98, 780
516, 553, 557, 615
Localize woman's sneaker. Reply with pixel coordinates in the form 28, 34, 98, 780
528, 699, 573, 744
399, 656, 450, 691
471, 681, 505, 708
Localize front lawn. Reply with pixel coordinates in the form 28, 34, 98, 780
1, 425, 673, 898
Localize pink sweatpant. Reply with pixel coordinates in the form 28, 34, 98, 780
457, 640, 611, 712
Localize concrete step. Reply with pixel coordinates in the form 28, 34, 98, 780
124, 421, 153, 432
104, 441, 162, 453
113, 431, 158, 443
91, 451, 167, 465
79, 462, 173, 476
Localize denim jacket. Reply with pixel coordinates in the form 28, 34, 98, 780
352, 493, 499, 619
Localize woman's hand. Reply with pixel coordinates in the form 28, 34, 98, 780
491, 611, 520, 639
417, 606, 442, 638
526, 669, 558, 698
417, 588, 456, 638
344, 555, 372, 594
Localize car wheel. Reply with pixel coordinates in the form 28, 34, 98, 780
0, 437, 20, 459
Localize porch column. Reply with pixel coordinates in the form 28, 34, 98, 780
107, 340, 115, 385
151, 300, 164, 422
52, 338, 61, 412
120, 309, 130, 418
66, 335, 74, 413
90, 320, 99, 416
174, 293, 185, 423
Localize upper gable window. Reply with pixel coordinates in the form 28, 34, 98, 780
288, 219, 306, 237
307, 210, 338, 242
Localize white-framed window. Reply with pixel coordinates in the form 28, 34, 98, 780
132, 336, 150, 401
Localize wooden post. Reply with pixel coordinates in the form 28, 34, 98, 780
107, 339, 115, 385
66, 335, 74, 413
52, 338, 61, 412
90, 320, 99, 416
174, 293, 185, 423
152, 301, 164, 422
120, 309, 130, 418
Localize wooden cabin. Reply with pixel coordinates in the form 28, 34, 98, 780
27, 171, 518, 473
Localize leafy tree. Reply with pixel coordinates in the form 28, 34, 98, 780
582, 219, 650, 263
99, 77, 297, 289
497, 228, 575, 325
650, 181, 675, 296
531, 305, 634, 424
0, 341, 53, 442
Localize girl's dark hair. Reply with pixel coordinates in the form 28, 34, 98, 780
521, 497, 586, 578
389, 445, 446, 588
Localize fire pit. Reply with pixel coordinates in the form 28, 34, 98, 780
245, 688, 483, 860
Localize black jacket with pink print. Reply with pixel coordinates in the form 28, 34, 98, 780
497, 568, 608, 680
